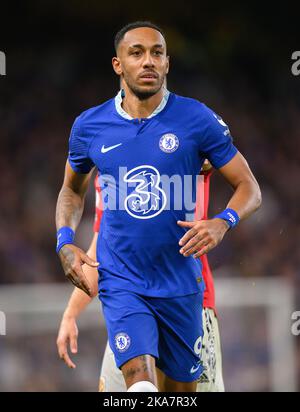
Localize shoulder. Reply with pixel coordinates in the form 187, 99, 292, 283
170, 94, 221, 127
78, 98, 115, 122
73, 98, 115, 135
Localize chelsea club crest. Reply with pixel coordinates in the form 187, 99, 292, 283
159, 133, 179, 153
115, 332, 131, 353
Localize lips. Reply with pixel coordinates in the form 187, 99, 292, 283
140, 72, 158, 79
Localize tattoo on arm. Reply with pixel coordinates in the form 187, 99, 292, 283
124, 367, 142, 380
123, 355, 149, 379
60, 246, 75, 267
56, 186, 85, 230
140, 355, 148, 373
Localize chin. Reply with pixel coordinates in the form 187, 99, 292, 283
133, 85, 162, 100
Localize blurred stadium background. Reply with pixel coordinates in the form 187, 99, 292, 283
0, 1, 299, 391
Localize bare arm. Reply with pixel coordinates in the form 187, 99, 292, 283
56, 233, 98, 368
218, 151, 261, 220
56, 160, 92, 232
56, 161, 98, 296
178, 152, 262, 257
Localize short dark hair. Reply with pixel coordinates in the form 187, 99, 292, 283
114, 21, 165, 53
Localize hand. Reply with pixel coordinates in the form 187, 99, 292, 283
177, 218, 229, 258
59, 244, 99, 297
57, 314, 79, 369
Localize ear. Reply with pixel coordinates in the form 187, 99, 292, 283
165, 55, 170, 75
112, 57, 122, 76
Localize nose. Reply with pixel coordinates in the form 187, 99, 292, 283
142, 51, 155, 68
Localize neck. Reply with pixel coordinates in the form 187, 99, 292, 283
121, 84, 165, 119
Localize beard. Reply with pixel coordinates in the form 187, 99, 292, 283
123, 74, 165, 100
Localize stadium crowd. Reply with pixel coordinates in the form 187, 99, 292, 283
0, 3, 299, 390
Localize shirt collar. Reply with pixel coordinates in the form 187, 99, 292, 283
115, 88, 170, 120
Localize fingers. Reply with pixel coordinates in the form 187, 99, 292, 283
57, 336, 76, 369
60, 246, 98, 295
57, 316, 78, 369
66, 268, 92, 297
178, 224, 199, 247
81, 252, 99, 268
181, 237, 217, 258
193, 243, 214, 258
177, 220, 216, 257
177, 220, 195, 229
59, 346, 76, 369
180, 236, 209, 257
70, 333, 78, 354
178, 219, 225, 258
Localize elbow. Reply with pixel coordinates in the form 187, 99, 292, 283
253, 181, 262, 212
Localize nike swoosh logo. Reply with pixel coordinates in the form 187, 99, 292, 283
190, 364, 201, 374
101, 143, 122, 153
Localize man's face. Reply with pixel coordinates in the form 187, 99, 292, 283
112, 27, 169, 99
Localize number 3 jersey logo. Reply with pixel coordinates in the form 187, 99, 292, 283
123, 165, 167, 219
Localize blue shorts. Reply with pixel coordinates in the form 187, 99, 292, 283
99, 289, 204, 382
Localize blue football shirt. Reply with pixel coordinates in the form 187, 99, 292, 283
68, 90, 238, 297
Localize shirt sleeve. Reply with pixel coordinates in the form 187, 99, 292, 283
199, 105, 238, 169
68, 116, 95, 174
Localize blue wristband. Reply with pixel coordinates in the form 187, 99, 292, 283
213, 208, 240, 229
56, 227, 75, 254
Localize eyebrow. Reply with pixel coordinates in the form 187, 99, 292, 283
129, 43, 164, 49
